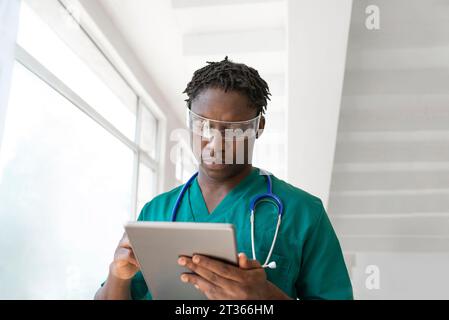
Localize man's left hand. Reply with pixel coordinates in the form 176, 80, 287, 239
177, 252, 291, 300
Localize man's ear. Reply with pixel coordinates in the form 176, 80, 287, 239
256, 115, 265, 139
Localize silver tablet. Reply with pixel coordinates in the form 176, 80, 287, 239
125, 221, 238, 300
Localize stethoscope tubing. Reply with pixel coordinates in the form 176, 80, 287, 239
171, 170, 283, 269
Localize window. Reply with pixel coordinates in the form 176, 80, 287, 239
136, 162, 156, 214
0, 62, 134, 298
175, 140, 197, 186
135, 100, 159, 214
252, 97, 287, 179
16, 1, 137, 140
0, 1, 161, 298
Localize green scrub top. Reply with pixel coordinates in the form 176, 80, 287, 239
127, 167, 353, 300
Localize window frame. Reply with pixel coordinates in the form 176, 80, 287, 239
174, 137, 197, 186
13, 1, 164, 219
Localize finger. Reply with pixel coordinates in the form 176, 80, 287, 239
238, 252, 262, 269
119, 233, 132, 249
115, 248, 137, 265
116, 247, 139, 267
188, 255, 244, 282
117, 233, 139, 267
180, 273, 223, 300
178, 257, 236, 289
129, 249, 141, 269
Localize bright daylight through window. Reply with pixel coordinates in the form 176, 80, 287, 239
0, 1, 159, 298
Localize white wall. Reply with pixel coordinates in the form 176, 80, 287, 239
350, 253, 449, 299
287, 0, 353, 208
332, 0, 449, 299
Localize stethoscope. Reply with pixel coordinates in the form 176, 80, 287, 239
171, 170, 283, 269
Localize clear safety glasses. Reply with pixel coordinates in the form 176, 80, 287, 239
187, 109, 261, 141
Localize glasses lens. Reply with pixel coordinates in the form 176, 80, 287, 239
188, 110, 260, 141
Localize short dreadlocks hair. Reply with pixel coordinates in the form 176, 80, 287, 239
183, 56, 271, 115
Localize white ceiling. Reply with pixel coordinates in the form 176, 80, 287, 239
97, 0, 186, 120
172, 0, 286, 34
97, 0, 286, 121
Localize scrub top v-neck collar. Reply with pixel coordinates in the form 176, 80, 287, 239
187, 167, 259, 222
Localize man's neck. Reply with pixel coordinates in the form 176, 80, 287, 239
197, 165, 253, 193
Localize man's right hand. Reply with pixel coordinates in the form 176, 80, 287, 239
109, 232, 140, 280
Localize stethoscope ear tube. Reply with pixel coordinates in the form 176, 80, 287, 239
251, 210, 282, 269
171, 172, 199, 221
249, 174, 283, 269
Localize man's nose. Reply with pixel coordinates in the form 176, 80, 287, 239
204, 133, 222, 151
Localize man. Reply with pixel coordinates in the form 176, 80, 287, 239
95, 57, 353, 300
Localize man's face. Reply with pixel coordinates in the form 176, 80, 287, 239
190, 87, 264, 181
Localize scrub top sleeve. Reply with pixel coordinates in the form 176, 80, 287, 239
129, 271, 152, 300
295, 202, 353, 300
136, 201, 152, 221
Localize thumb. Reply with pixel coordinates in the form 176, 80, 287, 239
238, 252, 262, 269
